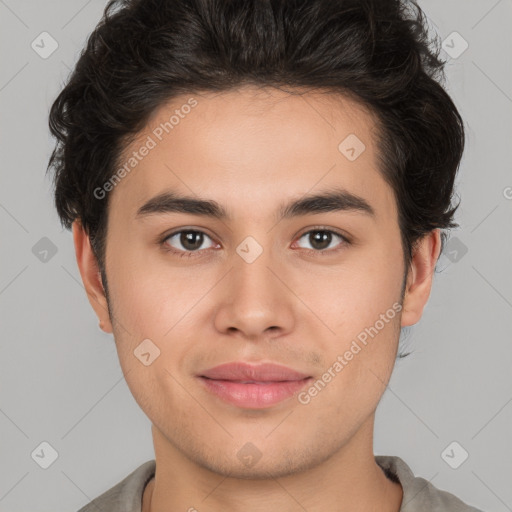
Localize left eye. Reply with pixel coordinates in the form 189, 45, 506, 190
294, 229, 347, 252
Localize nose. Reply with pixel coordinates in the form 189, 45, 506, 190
213, 244, 296, 341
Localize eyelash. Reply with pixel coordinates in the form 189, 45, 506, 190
159, 227, 351, 259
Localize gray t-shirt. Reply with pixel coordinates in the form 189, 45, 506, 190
77, 455, 484, 511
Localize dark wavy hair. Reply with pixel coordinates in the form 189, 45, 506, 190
47, 0, 465, 324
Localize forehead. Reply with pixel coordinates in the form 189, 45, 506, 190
109, 85, 391, 218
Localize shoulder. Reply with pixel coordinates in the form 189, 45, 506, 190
375, 455, 485, 512
76, 460, 156, 512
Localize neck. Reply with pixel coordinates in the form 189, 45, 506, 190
142, 416, 403, 512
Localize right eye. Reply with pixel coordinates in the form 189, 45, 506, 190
161, 229, 218, 257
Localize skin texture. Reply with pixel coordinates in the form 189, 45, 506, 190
73, 86, 441, 512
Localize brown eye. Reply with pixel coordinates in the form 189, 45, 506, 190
163, 230, 215, 253
295, 229, 348, 253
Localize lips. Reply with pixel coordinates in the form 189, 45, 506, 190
197, 362, 312, 409
199, 362, 310, 382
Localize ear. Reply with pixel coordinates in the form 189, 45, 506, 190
72, 220, 113, 334
401, 229, 442, 327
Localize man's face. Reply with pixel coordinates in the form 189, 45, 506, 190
102, 86, 406, 477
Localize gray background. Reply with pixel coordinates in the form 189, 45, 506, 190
1, 0, 511, 510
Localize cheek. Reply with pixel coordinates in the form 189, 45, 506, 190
301, 312, 401, 427
303, 251, 403, 339
107, 245, 203, 337
301, 246, 403, 398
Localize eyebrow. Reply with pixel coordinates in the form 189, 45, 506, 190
135, 186, 375, 222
